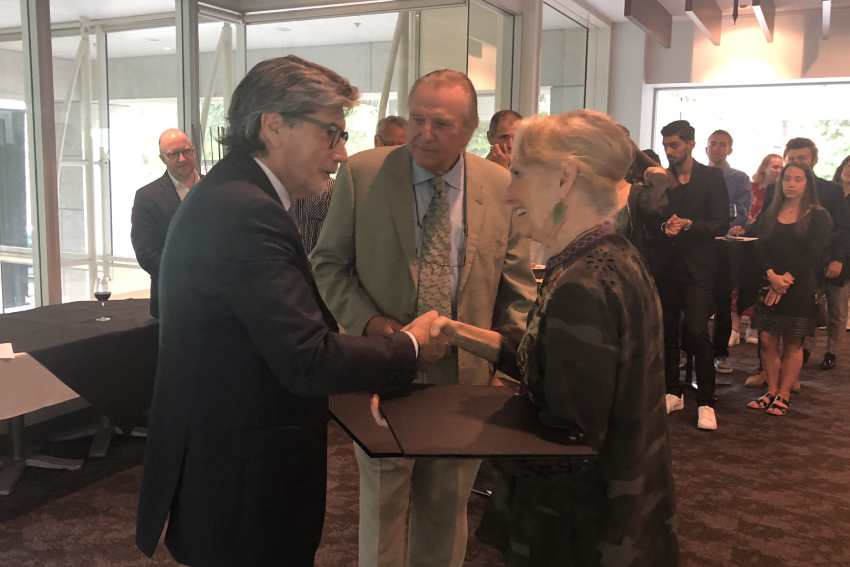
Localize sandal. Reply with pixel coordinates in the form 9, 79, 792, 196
766, 396, 790, 416
747, 393, 776, 409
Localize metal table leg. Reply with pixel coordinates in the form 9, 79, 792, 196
49, 413, 140, 458
0, 415, 83, 496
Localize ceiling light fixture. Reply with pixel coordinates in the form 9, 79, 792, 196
275, 27, 291, 32
752, 0, 775, 42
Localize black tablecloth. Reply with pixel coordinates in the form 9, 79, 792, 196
0, 300, 158, 432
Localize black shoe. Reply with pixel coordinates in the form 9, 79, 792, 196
820, 352, 836, 370
803, 348, 811, 364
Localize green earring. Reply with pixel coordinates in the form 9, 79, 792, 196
552, 202, 565, 226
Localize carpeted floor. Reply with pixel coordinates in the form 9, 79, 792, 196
1, 337, 849, 566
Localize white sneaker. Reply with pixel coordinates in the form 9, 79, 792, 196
714, 357, 733, 374
666, 394, 684, 414
745, 327, 759, 344
728, 330, 740, 347
697, 406, 717, 430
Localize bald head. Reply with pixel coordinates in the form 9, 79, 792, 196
158, 128, 197, 183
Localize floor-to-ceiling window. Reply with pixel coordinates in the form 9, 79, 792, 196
653, 83, 850, 179
539, 3, 587, 116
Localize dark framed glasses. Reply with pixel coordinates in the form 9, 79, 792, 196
282, 113, 348, 149
161, 147, 195, 161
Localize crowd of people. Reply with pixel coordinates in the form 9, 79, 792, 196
124, 54, 848, 567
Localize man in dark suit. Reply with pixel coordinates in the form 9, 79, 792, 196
756, 138, 850, 371
135, 56, 439, 567
645, 120, 729, 431
130, 128, 199, 318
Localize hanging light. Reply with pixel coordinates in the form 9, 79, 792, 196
733, 0, 739, 23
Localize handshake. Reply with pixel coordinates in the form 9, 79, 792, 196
364, 312, 457, 371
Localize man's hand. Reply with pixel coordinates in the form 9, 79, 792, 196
401, 311, 449, 370
429, 315, 456, 341
486, 143, 510, 169
825, 261, 843, 279
728, 226, 746, 237
364, 315, 403, 336
664, 215, 682, 237
370, 395, 388, 428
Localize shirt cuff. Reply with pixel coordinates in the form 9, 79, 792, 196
402, 330, 419, 358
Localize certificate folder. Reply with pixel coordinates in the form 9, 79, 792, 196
329, 384, 596, 459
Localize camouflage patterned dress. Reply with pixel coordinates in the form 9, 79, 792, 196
478, 223, 680, 567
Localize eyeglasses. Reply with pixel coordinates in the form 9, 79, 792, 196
161, 148, 195, 161
282, 113, 348, 149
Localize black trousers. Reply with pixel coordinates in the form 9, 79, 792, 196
657, 266, 716, 407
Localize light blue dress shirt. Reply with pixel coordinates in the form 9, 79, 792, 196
411, 156, 465, 317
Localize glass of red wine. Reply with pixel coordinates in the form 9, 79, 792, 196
94, 276, 112, 322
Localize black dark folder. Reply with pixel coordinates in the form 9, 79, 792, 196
329, 384, 596, 459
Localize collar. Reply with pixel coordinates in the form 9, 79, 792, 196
412, 154, 464, 191
253, 157, 291, 210
167, 170, 199, 192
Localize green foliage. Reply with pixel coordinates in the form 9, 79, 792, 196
815, 119, 850, 180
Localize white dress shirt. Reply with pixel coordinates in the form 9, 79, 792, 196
168, 170, 200, 201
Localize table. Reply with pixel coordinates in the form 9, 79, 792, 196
330, 385, 595, 459
0, 299, 158, 494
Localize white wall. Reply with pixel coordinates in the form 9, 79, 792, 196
608, 7, 850, 144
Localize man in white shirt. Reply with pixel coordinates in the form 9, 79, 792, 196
130, 128, 199, 318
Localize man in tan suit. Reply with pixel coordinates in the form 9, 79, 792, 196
312, 70, 536, 567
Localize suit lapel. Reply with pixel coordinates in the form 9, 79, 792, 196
458, 153, 489, 297
385, 147, 418, 285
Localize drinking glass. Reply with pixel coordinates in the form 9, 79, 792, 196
94, 276, 112, 322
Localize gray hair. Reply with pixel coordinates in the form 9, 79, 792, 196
221, 56, 360, 155
409, 69, 478, 133
376, 115, 408, 134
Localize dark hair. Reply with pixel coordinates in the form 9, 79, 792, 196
220, 56, 359, 155
376, 115, 408, 133
833, 154, 850, 184
660, 120, 695, 143
760, 162, 822, 239
625, 143, 663, 185
409, 69, 478, 132
784, 137, 818, 161
488, 110, 523, 137
643, 149, 661, 164
710, 129, 733, 146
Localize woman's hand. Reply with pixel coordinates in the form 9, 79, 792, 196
430, 316, 457, 342
767, 271, 794, 293
644, 166, 669, 190
764, 287, 783, 306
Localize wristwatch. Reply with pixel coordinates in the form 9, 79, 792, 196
683, 219, 693, 231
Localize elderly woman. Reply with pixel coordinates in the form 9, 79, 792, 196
429, 110, 679, 566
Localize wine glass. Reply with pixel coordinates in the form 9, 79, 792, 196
94, 276, 112, 322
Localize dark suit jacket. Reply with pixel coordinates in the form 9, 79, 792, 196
135, 150, 417, 567
130, 171, 182, 318
642, 160, 730, 282
761, 176, 850, 267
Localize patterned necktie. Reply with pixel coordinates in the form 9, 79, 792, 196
416, 177, 452, 317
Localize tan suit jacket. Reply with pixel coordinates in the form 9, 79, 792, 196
312, 145, 536, 385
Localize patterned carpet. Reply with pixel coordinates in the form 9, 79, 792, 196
1, 338, 849, 567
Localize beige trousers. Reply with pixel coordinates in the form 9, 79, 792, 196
354, 443, 481, 567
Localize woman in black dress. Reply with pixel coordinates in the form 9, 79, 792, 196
748, 163, 831, 415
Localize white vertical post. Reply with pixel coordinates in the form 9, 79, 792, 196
398, 17, 409, 117
222, 23, 233, 120
379, 14, 405, 120
80, 19, 98, 280
235, 20, 247, 82
176, 0, 200, 148
517, 0, 541, 117
21, 0, 61, 305
96, 25, 113, 262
